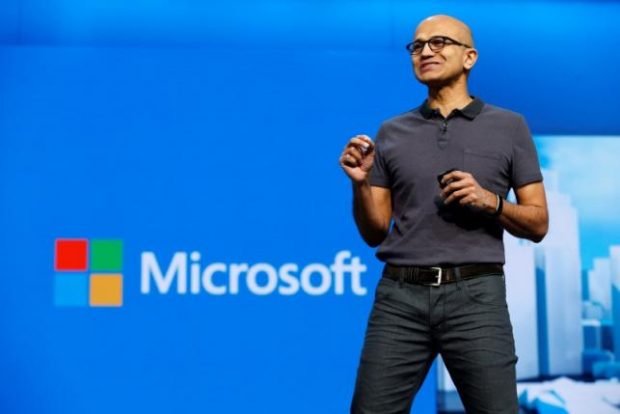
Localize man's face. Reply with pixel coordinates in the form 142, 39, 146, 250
411, 17, 476, 87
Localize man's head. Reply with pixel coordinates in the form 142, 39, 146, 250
410, 15, 478, 87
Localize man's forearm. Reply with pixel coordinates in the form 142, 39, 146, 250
497, 199, 548, 243
353, 181, 390, 247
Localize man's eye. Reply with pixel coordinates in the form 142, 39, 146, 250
429, 38, 444, 47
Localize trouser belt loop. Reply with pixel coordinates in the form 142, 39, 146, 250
454, 266, 462, 287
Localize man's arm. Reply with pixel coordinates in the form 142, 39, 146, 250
441, 171, 548, 243
340, 135, 393, 247
497, 182, 548, 242
353, 183, 392, 247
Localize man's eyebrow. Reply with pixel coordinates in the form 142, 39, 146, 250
413, 35, 447, 42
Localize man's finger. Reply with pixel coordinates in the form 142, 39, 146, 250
345, 148, 363, 164
341, 154, 359, 168
442, 182, 477, 200
444, 188, 471, 204
350, 137, 374, 154
441, 170, 469, 186
442, 179, 471, 196
459, 194, 477, 206
355, 134, 374, 147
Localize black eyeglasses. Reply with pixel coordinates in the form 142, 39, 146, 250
405, 36, 471, 55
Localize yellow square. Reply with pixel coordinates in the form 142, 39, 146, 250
89, 274, 123, 307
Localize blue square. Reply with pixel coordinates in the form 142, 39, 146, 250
54, 273, 88, 306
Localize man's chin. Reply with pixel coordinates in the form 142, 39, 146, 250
418, 76, 447, 87
415, 73, 458, 88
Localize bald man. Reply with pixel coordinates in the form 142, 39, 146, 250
340, 15, 548, 413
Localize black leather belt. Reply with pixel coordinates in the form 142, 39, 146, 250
383, 263, 503, 286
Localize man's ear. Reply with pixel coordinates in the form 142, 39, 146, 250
464, 48, 478, 70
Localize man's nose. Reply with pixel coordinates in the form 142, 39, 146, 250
420, 42, 435, 57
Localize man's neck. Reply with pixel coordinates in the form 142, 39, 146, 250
426, 83, 473, 118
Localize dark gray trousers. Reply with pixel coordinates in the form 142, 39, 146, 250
351, 270, 519, 414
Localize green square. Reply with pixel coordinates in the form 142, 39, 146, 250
90, 239, 123, 271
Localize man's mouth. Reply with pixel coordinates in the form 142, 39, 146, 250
420, 62, 440, 72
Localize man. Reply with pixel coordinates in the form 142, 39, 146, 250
340, 15, 548, 414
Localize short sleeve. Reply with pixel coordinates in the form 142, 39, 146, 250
511, 116, 543, 189
369, 125, 391, 188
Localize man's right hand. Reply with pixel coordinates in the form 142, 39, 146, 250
339, 135, 375, 183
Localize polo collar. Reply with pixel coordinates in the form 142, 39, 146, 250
419, 96, 484, 120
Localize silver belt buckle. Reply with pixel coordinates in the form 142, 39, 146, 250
429, 267, 443, 286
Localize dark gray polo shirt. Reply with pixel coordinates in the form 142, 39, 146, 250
369, 97, 542, 266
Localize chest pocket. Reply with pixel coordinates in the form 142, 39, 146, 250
463, 149, 508, 193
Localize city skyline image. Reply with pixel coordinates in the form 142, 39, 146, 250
438, 136, 620, 414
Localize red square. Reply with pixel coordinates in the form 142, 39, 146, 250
55, 239, 88, 271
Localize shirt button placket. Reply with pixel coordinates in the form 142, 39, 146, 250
438, 118, 449, 149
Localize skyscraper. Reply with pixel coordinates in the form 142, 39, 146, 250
534, 170, 583, 376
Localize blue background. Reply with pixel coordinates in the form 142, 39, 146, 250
1, 1, 619, 413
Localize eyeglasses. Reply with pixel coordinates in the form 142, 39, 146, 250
405, 36, 471, 55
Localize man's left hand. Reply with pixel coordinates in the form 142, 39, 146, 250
440, 170, 497, 214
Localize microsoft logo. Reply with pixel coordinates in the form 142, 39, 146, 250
52, 239, 367, 303
54, 239, 123, 307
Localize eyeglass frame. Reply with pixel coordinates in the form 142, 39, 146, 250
405, 36, 472, 55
